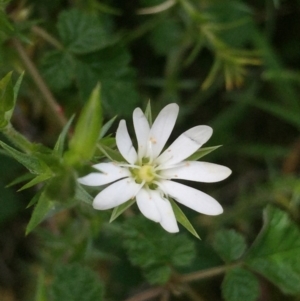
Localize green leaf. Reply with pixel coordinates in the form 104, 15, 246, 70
19, 173, 53, 191
0, 142, 51, 174
34, 270, 47, 301
213, 229, 247, 263
65, 84, 102, 165
41, 51, 74, 91
222, 267, 260, 301
123, 216, 196, 283
170, 198, 200, 239
144, 265, 172, 285
246, 206, 300, 294
53, 115, 75, 157
6, 172, 34, 187
148, 18, 183, 55
13, 71, 24, 102
57, 9, 112, 54
26, 192, 55, 235
75, 46, 139, 117
186, 145, 222, 161
27, 190, 43, 208
51, 264, 104, 301
110, 199, 136, 222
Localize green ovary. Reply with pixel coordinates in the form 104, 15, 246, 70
132, 164, 156, 184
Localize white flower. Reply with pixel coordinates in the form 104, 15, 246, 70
78, 103, 231, 233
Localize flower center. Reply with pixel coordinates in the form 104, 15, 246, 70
132, 164, 155, 184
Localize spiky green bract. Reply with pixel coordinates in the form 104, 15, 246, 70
65, 84, 102, 166
123, 216, 196, 284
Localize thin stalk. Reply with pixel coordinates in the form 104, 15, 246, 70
181, 262, 241, 283
11, 39, 67, 130
2, 124, 35, 154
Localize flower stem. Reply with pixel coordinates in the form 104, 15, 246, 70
2, 124, 35, 154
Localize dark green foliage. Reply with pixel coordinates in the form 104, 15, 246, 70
51, 264, 104, 301
213, 229, 247, 262
246, 206, 300, 294
123, 216, 196, 284
57, 9, 112, 54
222, 267, 260, 301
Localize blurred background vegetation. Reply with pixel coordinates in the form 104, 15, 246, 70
1, 0, 300, 300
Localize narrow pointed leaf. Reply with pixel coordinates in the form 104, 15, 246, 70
0, 71, 14, 112
26, 192, 55, 235
54, 115, 75, 156
170, 198, 200, 239
19, 173, 53, 191
6, 173, 34, 188
110, 199, 136, 222
27, 190, 43, 208
0, 142, 50, 174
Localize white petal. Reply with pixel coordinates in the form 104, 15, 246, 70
151, 190, 179, 233
78, 163, 131, 186
136, 188, 161, 222
160, 161, 232, 183
116, 120, 137, 164
93, 178, 140, 210
159, 180, 223, 216
156, 126, 213, 165
147, 103, 179, 159
133, 108, 150, 160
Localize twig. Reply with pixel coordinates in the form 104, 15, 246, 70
180, 262, 241, 283
31, 26, 63, 49
11, 38, 67, 129
124, 287, 165, 301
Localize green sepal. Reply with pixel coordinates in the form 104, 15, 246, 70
75, 183, 93, 205
110, 199, 136, 222
186, 145, 222, 161
53, 115, 75, 157
99, 115, 117, 139
144, 100, 152, 126
0, 141, 51, 175
18, 173, 53, 191
64, 84, 102, 165
170, 198, 200, 239
26, 191, 55, 235
97, 143, 125, 162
